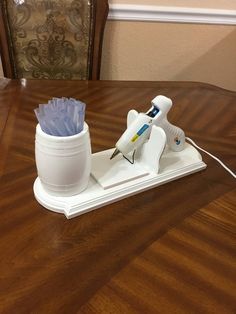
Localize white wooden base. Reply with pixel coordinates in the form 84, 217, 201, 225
33, 143, 206, 219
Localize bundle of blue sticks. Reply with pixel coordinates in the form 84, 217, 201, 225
34, 97, 86, 136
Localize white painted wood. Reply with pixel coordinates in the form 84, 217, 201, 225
33, 143, 207, 219
108, 4, 236, 25
92, 126, 166, 188
91, 149, 149, 189
136, 126, 166, 174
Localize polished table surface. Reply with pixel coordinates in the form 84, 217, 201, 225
0, 79, 235, 313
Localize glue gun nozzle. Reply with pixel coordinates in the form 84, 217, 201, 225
110, 148, 120, 160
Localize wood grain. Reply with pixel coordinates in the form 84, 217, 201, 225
0, 80, 235, 313
0, 78, 13, 138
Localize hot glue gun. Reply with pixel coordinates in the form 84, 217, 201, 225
110, 95, 185, 160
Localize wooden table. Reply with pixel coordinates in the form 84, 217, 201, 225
0, 79, 235, 313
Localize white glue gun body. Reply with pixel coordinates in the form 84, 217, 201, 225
110, 95, 185, 160
115, 113, 153, 156
152, 96, 185, 152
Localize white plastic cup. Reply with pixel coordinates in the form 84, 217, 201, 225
35, 123, 91, 196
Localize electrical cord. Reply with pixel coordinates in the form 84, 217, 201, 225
186, 137, 236, 179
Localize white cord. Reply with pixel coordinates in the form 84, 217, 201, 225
186, 137, 236, 179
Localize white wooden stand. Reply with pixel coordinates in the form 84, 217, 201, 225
33, 125, 206, 219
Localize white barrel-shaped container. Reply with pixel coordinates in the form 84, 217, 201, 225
35, 123, 91, 196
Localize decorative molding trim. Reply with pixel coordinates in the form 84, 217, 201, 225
108, 4, 236, 25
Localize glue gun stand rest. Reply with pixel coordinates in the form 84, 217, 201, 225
34, 95, 206, 218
